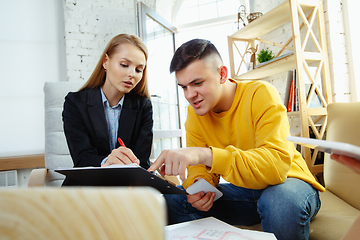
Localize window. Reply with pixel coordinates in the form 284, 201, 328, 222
174, 0, 249, 70
138, 3, 185, 160
175, 0, 243, 25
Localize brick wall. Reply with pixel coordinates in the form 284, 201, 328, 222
63, 0, 155, 82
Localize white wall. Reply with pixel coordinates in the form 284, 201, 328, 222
0, 0, 65, 157
343, 0, 360, 102
324, 0, 352, 102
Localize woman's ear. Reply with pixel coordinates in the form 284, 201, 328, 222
103, 54, 109, 70
219, 65, 228, 84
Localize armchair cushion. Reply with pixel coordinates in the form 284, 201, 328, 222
42, 81, 84, 186
324, 102, 360, 210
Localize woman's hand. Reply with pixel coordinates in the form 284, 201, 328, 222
331, 154, 360, 175
102, 147, 140, 167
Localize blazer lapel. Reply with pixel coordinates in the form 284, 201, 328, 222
87, 88, 110, 150
117, 93, 137, 147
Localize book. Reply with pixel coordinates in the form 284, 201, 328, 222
294, 69, 299, 111
287, 136, 360, 161
55, 163, 187, 195
285, 70, 298, 112
293, 70, 298, 111
287, 80, 294, 112
284, 70, 293, 111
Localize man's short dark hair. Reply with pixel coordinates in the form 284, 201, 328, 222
170, 39, 223, 73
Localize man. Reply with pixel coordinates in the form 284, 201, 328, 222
149, 39, 324, 240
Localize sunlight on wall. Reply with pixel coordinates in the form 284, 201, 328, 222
0, 0, 63, 157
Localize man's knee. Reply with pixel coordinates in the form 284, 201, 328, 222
257, 178, 319, 221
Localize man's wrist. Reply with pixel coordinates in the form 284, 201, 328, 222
199, 147, 213, 167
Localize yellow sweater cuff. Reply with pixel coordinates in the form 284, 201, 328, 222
210, 146, 233, 176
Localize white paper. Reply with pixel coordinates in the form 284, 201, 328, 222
287, 136, 360, 160
186, 178, 223, 201
165, 217, 276, 240
56, 163, 140, 171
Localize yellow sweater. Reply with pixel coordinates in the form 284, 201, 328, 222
183, 80, 325, 192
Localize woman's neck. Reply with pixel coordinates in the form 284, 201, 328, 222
102, 83, 124, 107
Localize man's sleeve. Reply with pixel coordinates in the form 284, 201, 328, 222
182, 109, 220, 189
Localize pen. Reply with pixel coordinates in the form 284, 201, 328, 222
118, 137, 126, 147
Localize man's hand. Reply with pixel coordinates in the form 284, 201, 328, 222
148, 147, 213, 181
331, 154, 360, 175
187, 191, 216, 212
102, 147, 140, 167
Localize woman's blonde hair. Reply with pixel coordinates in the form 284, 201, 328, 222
80, 34, 150, 99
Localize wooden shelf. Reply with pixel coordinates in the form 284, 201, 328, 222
307, 108, 327, 116
287, 111, 300, 117
233, 53, 295, 80
230, 1, 313, 40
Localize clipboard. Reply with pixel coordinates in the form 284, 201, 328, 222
55, 163, 186, 195
287, 136, 360, 161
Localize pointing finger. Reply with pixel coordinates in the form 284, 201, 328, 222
148, 153, 165, 172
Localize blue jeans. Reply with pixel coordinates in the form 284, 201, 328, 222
164, 178, 321, 240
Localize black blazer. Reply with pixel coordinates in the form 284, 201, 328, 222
62, 87, 153, 186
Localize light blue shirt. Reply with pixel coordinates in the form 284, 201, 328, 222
100, 88, 125, 166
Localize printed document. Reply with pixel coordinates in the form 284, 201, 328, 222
165, 217, 276, 240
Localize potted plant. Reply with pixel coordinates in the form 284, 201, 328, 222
257, 47, 275, 63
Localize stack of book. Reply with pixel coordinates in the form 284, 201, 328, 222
284, 70, 298, 112
284, 67, 322, 112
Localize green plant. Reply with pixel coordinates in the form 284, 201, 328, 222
257, 47, 275, 63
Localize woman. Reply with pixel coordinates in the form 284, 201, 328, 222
62, 34, 153, 186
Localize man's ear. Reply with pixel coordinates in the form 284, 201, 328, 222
219, 65, 228, 84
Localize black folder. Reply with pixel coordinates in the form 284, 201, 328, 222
55, 164, 186, 195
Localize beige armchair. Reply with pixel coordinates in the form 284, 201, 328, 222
0, 187, 166, 240
309, 102, 360, 239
